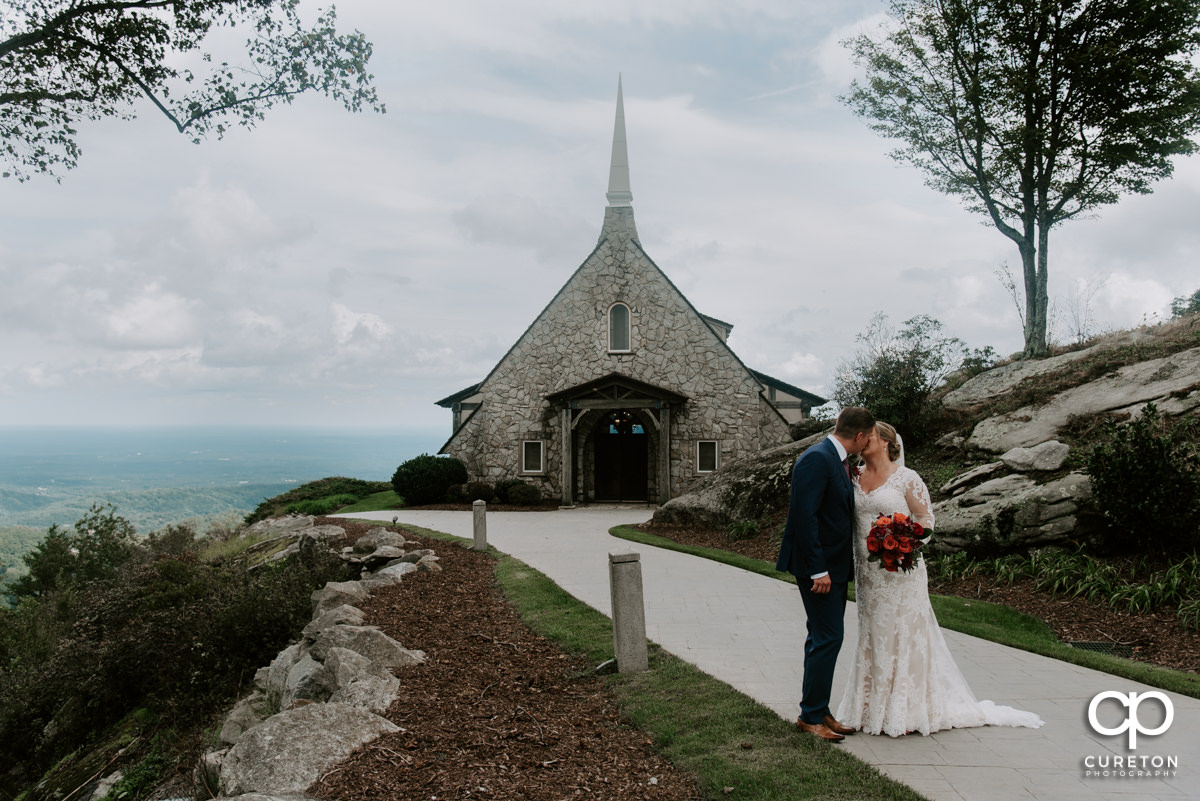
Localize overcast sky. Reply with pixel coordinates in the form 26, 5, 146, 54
2, 1, 1197, 432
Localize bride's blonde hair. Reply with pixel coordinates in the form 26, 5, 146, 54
876, 422, 902, 462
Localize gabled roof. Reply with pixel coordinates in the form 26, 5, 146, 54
750, 370, 827, 406
435, 383, 482, 408
545, 372, 688, 405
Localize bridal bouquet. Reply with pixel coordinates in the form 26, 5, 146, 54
866, 512, 926, 573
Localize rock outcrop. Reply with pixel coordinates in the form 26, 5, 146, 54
196, 516, 438, 800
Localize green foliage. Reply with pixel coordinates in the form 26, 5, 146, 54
0, 547, 353, 787
506, 482, 542, 507
0, 0, 383, 181
1171, 288, 1200, 318
926, 546, 1200, 631
11, 504, 140, 598
725, 520, 760, 541
390, 455, 468, 507
463, 482, 495, 503
285, 493, 360, 516
246, 477, 390, 524
834, 313, 970, 445
492, 478, 526, 504
1085, 403, 1200, 555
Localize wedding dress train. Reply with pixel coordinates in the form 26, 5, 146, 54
835, 467, 1044, 737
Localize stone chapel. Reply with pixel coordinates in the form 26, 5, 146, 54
436, 79, 824, 506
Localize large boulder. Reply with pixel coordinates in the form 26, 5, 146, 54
218, 703, 399, 796
309, 625, 425, 668
933, 472, 1092, 553
965, 346, 1200, 453
654, 431, 825, 528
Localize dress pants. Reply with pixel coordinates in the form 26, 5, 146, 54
798, 578, 848, 725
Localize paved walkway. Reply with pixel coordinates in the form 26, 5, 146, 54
336, 507, 1198, 801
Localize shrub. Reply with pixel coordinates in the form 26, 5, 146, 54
1170, 287, 1200, 318
0, 549, 353, 784
834, 313, 974, 446
246, 477, 391, 524
506, 482, 542, 507
390, 454, 468, 506
463, 482, 496, 503
726, 520, 759, 541
1085, 403, 1200, 556
285, 493, 360, 516
492, 478, 525, 504
444, 484, 466, 503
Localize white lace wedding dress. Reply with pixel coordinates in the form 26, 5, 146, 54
835, 466, 1044, 736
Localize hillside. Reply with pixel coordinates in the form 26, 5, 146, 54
654, 313, 1200, 550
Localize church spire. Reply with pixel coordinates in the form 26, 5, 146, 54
606, 75, 633, 207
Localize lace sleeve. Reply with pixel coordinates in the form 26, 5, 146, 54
901, 468, 935, 531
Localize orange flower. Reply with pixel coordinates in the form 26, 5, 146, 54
875, 516, 892, 527
882, 534, 898, 551
893, 512, 908, 524
897, 537, 914, 553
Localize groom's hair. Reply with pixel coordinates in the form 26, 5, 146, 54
834, 406, 876, 437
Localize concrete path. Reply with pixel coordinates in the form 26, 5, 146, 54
336, 507, 1198, 801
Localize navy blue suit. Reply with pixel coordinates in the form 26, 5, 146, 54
775, 437, 855, 724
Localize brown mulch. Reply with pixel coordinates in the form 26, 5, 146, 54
637, 521, 1200, 675
308, 521, 702, 801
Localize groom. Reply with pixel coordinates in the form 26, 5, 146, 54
776, 406, 875, 742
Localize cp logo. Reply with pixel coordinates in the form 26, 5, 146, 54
1087, 690, 1174, 749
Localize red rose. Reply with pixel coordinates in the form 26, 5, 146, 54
876, 516, 893, 528
882, 534, 898, 552
866, 537, 881, 553
897, 537, 914, 553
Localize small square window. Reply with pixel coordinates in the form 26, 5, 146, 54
696, 441, 718, 473
522, 441, 544, 473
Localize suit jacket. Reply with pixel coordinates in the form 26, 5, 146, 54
775, 437, 855, 584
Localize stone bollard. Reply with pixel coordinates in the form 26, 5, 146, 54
472, 499, 487, 551
608, 552, 649, 673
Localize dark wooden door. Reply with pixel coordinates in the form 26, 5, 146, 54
594, 411, 648, 501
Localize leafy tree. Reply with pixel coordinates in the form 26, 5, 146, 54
1, 0, 383, 181
844, 0, 1200, 357
834, 313, 974, 445
12, 503, 140, 597
1171, 287, 1200, 318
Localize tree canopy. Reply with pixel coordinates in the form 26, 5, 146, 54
844, 0, 1200, 356
0, 0, 383, 180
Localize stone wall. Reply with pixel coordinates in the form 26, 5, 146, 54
445, 206, 791, 501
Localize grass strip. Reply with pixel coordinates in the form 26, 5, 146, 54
612, 525, 1200, 699
386, 522, 923, 801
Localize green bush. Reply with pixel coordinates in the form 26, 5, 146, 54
492, 478, 525, 504
1085, 403, 1200, 556
285, 493, 360, 516
726, 520, 760, 541
390, 454, 468, 506
1171, 287, 1200, 318
506, 482, 542, 506
246, 477, 391, 524
0, 550, 353, 786
463, 482, 495, 503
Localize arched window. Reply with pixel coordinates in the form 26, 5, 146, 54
608, 302, 631, 352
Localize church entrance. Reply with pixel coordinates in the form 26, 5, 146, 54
593, 409, 648, 502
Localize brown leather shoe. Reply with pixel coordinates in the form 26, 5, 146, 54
823, 715, 856, 735
796, 717, 845, 742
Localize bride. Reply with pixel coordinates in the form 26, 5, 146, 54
835, 422, 1044, 736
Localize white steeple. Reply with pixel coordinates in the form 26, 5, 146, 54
606, 76, 633, 207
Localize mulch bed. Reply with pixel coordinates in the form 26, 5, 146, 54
309, 521, 702, 801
